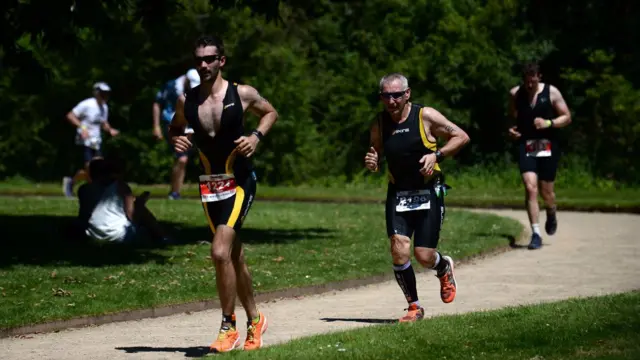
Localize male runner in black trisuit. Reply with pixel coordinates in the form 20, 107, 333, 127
365, 73, 470, 322
170, 35, 278, 353
508, 62, 572, 250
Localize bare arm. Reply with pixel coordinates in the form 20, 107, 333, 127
369, 116, 383, 156
238, 85, 278, 138
508, 86, 518, 122
101, 121, 114, 132
507, 87, 522, 139
66, 111, 83, 128
364, 115, 383, 172
117, 180, 135, 221
76, 184, 94, 227
549, 85, 572, 128
168, 94, 188, 138
152, 102, 161, 129
424, 107, 470, 158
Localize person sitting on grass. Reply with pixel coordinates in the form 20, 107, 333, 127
76, 157, 173, 244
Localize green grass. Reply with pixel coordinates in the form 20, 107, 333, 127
221, 291, 640, 360
0, 180, 638, 211
0, 197, 522, 330
2, 156, 640, 211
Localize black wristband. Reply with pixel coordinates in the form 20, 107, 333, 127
251, 129, 264, 141
167, 125, 181, 137
435, 150, 445, 163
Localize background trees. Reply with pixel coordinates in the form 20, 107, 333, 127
1, 0, 637, 185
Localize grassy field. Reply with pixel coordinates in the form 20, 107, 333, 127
221, 291, 640, 360
1, 180, 639, 211
2, 155, 639, 211
0, 197, 522, 330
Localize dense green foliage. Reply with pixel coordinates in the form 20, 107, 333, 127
2, 0, 638, 186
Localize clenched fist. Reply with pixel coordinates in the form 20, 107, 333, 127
172, 135, 192, 153
364, 147, 379, 171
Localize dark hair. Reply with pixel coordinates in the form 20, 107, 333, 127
194, 35, 225, 56
522, 62, 540, 76
104, 152, 124, 176
88, 158, 109, 180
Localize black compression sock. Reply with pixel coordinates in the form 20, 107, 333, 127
393, 261, 419, 303
433, 252, 449, 276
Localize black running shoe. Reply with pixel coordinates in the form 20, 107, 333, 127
545, 213, 557, 235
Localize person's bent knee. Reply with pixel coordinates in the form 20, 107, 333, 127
525, 184, 538, 199
522, 177, 538, 198
133, 196, 147, 207
390, 234, 411, 264
211, 243, 232, 263
540, 181, 556, 202
211, 226, 235, 263
414, 247, 437, 268
541, 185, 555, 198
176, 155, 188, 165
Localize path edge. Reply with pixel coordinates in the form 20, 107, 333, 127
1, 223, 527, 339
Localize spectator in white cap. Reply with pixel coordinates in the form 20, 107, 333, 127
187, 68, 201, 88
62, 81, 120, 198
152, 69, 200, 200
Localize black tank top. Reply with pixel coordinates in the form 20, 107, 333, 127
184, 82, 252, 177
379, 103, 442, 190
515, 84, 556, 141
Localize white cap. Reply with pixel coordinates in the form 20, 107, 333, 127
93, 82, 111, 92
186, 69, 200, 88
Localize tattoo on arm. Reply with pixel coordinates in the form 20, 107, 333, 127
257, 92, 270, 104
444, 124, 457, 133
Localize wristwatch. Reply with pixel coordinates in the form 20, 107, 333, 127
435, 150, 445, 163
251, 129, 264, 141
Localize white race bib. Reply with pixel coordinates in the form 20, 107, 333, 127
396, 189, 431, 212
199, 174, 237, 202
526, 139, 552, 157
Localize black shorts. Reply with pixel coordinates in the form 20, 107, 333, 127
385, 183, 446, 248
518, 140, 561, 182
201, 171, 257, 234
82, 146, 102, 164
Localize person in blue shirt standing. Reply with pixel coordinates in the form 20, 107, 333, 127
152, 69, 200, 199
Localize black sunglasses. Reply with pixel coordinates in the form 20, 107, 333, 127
380, 90, 407, 99
195, 55, 222, 64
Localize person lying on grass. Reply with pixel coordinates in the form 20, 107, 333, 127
76, 156, 173, 245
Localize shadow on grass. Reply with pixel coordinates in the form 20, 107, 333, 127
320, 317, 397, 324
0, 215, 335, 268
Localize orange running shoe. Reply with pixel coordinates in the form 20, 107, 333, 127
209, 323, 241, 353
399, 303, 425, 322
244, 311, 268, 351
437, 255, 457, 303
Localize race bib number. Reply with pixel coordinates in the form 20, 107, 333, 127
526, 139, 552, 157
396, 189, 431, 212
199, 174, 237, 202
